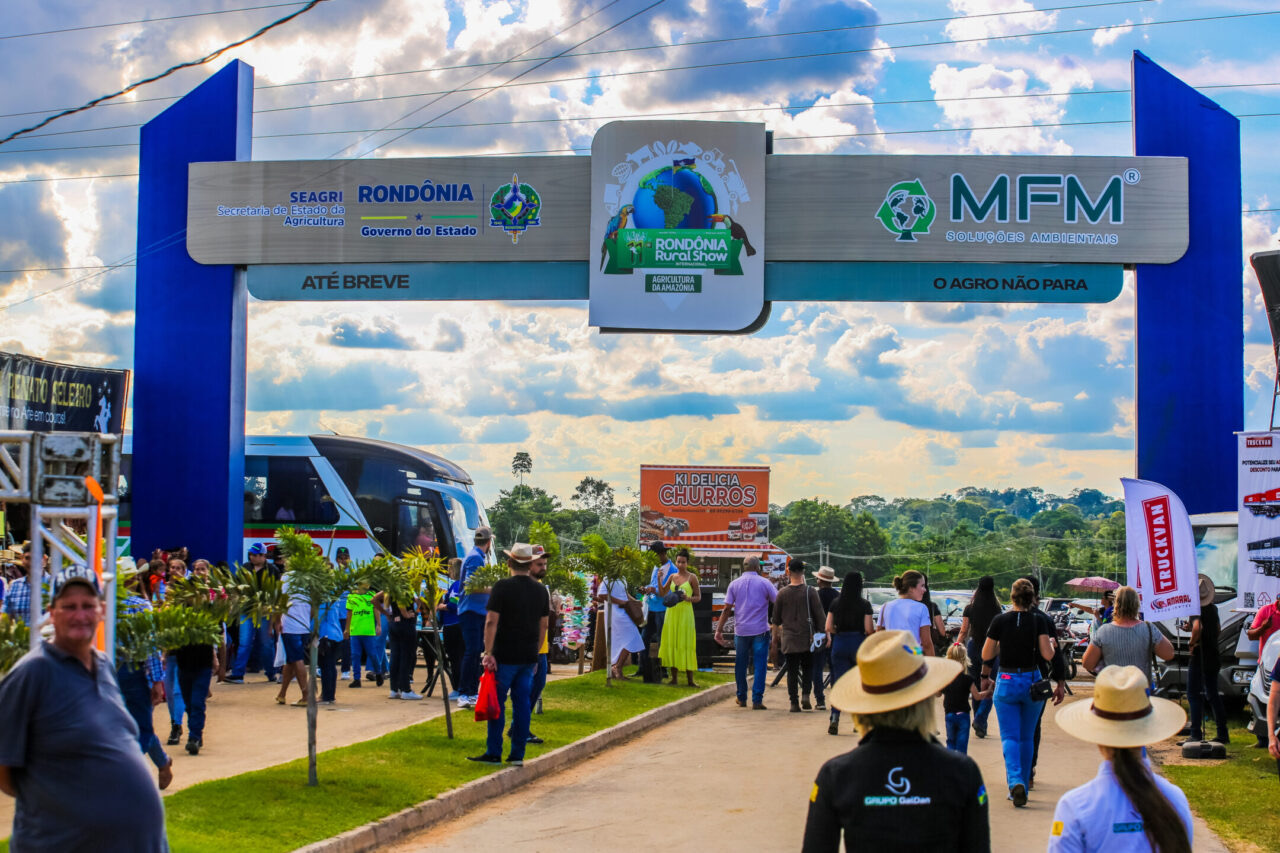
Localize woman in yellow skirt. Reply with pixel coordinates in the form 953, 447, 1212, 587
658, 549, 701, 686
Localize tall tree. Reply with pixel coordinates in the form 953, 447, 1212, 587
572, 476, 616, 515
511, 451, 533, 486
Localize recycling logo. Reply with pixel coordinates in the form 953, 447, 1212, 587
876, 179, 935, 242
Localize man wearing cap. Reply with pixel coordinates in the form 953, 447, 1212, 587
467, 543, 549, 767
0, 571, 168, 851
716, 555, 777, 709
225, 543, 278, 685
456, 527, 494, 708
803, 630, 989, 851
638, 541, 677, 679
334, 547, 354, 680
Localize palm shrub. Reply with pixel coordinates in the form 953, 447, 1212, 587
564, 534, 657, 685
0, 615, 29, 677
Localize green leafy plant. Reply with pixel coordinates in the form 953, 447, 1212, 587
529, 520, 587, 602
463, 562, 509, 594
0, 615, 29, 677
563, 534, 657, 685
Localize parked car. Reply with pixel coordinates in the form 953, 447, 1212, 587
1247, 631, 1280, 747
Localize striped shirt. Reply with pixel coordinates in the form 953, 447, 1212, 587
1091, 621, 1161, 683
121, 594, 166, 685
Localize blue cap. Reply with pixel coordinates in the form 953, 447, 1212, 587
51, 569, 101, 601
248, 542, 266, 556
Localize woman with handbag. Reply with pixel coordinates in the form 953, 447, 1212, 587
598, 576, 645, 680
1081, 586, 1174, 687
979, 578, 1054, 807
658, 549, 701, 687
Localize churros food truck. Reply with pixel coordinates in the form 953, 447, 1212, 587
639, 464, 787, 662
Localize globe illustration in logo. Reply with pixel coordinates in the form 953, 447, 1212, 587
630, 162, 718, 230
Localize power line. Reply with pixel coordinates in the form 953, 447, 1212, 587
0, 0, 331, 147
0, 0, 1153, 122
0, 2, 311, 41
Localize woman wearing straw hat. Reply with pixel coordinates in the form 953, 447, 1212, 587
1049, 665, 1192, 852
803, 630, 990, 852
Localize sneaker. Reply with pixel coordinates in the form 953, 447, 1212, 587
828, 720, 839, 736
389, 690, 402, 699
973, 726, 987, 739
340, 671, 353, 681
466, 753, 501, 764
526, 733, 544, 744
375, 673, 385, 687
448, 690, 461, 700
801, 699, 813, 711
790, 701, 801, 713
752, 702, 767, 710
505, 757, 524, 767
815, 701, 826, 710
736, 697, 747, 708
349, 679, 363, 689
321, 699, 336, 705
266, 674, 279, 683
365, 672, 376, 682
1211, 734, 1230, 745
186, 736, 202, 756
1011, 784, 1028, 807
400, 691, 422, 700
167, 724, 182, 746
223, 676, 244, 685
457, 695, 475, 708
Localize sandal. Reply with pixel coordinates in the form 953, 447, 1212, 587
274, 694, 286, 705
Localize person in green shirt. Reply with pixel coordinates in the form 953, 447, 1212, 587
347, 582, 384, 687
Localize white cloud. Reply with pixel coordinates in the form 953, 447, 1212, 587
943, 0, 1058, 53
929, 62, 1077, 155
1091, 21, 1133, 49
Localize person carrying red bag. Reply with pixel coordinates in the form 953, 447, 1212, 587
466, 543, 550, 768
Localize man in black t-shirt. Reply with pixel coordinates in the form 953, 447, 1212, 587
467, 544, 550, 767
1186, 574, 1229, 744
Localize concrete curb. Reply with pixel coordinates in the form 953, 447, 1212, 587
295, 681, 736, 853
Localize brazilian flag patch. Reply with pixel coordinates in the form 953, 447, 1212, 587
977, 785, 988, 806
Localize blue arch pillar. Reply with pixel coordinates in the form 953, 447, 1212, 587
1133, 52, 1242, 514
132, 60, 253, 563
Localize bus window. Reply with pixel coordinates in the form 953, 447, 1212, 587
395, 499, 445, 557
326, 453, 421, 553
244, 456, 339, 526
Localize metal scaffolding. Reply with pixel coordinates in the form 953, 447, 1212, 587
0, 431, 121, 657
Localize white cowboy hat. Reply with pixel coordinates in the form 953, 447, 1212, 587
503, 542, 537, 564
829, 630, 961, 714
814, 565, 838, 582
1198, 573, 1215, 607
1055, 665, 1186, 748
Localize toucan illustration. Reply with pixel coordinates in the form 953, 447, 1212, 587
710, 213, 757, 256
601, 204, 635, 270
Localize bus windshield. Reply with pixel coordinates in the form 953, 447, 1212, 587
1194, 524, 1238, 592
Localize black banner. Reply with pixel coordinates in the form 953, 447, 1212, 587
0, 351, 129, 433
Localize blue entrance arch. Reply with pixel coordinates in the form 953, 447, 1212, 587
131, 53, 1242, 563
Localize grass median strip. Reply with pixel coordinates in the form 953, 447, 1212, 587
1160, 729, 1280, 852
149, 670, 727, 853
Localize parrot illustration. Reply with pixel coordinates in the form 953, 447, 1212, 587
710, 213, 757, 257
601, 204, 635, 270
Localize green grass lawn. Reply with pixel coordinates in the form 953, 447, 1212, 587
1161, 728, 1280, 852
1, 671, 728, 853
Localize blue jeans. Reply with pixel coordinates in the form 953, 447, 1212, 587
812, 645, 830, 703
994, 670, 1045, 792
458, 611, 486, 696
177, 666, 212, 739
829, 632, 865, 721
487, 662, 536, 761
529, 653, 548, 712
164, 656, 185, 727
233, 618, 277, 679
968, 639, 995, 731
117, 664, 168, 769
350, 634, 385, 677
945, 711, 971, 753
734, 632, 770, 704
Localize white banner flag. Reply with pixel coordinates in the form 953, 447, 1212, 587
1121, 478, 1201, 622
1237, 432, 1280, 612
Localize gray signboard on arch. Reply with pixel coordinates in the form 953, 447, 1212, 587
187, 153, 1187, 267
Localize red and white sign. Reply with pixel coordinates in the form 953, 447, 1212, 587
1122, 478, 1200, 621
1237, 431, 1280, 611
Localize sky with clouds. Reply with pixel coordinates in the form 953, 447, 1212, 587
1, 0, 1278, 509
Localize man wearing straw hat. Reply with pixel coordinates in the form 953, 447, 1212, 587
1049, 666, 1192, 852
803, 630, 990, 851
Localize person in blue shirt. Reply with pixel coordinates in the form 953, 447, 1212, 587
456, 527, 494, 708
316, 591, 348, 704
437, 557, 464, 700
637, 541, 678, 679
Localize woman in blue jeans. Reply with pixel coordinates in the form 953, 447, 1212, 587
980, 578, 1054, 807
822, 571, 874, 736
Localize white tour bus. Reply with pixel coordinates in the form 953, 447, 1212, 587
119, 434, 492, 563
